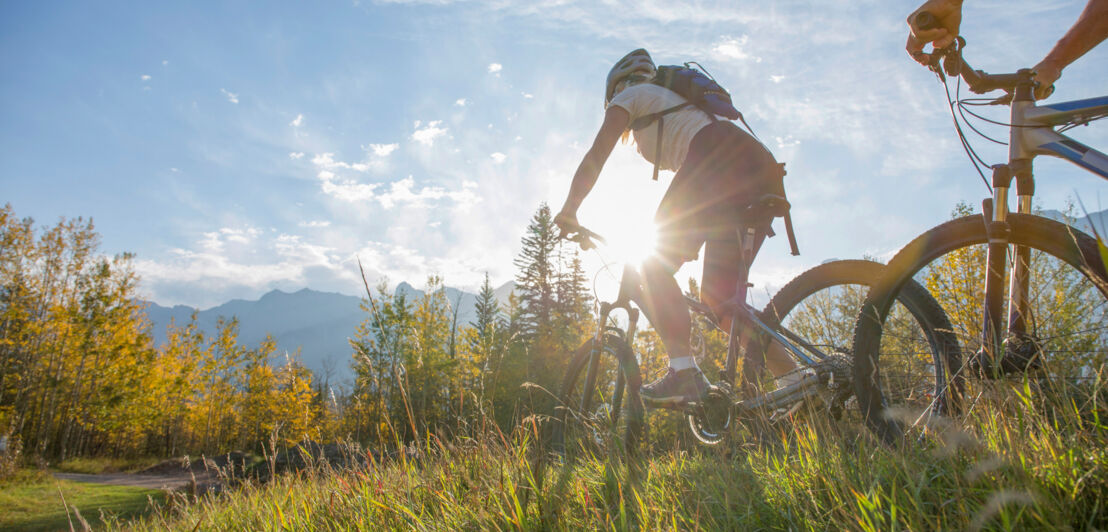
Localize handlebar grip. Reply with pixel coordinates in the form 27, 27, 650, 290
913, 11, 938, 31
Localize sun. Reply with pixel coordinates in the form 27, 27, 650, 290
597, 219, 659, 267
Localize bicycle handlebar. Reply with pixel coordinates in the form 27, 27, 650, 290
912, 11, 1043, 98
557, 221, 607, 251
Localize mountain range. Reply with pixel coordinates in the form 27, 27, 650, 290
142, 281, 516, 385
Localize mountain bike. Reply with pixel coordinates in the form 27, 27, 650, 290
549, 196, 961, 457
852, 31, 1108, 443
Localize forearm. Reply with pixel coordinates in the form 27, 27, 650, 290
558, 106, 628, 217
560, 153, 604, 215
1040, 0, 1108, 70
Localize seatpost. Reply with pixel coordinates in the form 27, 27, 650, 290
731, 225, 762, 393
981, 164, 1014, 366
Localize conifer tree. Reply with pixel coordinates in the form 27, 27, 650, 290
511, 203, 594, 414
514, 203, 559, 340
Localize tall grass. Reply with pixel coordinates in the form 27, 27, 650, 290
116, 372, 1106, 531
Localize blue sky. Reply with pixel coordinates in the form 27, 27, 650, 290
2, 1, 1105, 309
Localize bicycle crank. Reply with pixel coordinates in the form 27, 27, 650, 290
686, 383, 736, 445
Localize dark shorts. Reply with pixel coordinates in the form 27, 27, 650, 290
654, 121, 781, 313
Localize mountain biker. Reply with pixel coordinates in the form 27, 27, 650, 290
554, 49, 798, 405
906, 0, 1108, 99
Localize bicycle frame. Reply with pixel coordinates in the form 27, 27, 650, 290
980, 72, 1108, 363
584, 232, 832, 409
1015, 96, 1108, 177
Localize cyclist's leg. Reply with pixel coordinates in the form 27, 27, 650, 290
638, 140, 723, 402
639, 251, 712, 403
640, 252, 693, 362
702, 222, 801, 380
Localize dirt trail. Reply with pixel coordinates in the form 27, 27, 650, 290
52, 471, 213, 490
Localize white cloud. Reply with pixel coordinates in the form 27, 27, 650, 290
141, 74, 151, 81
135, 228, 351, 307
411, 120, 448, 146
221, 88, 239, 104
522, 92, 534, 99
312, 152, 371, 172
770, 75, 786, 83
315, 171, 480, 210
199, 226, 263, 252
290, 114, 304, 127
289, 152, 305, 160
713, 36, 760, 62
162, 60, 169, 66
317, 170, 379, 201
774, 135, 800, 149
488, 63, 502, 74
455, 98, 467, 107
368, 143, 399, 157
299, 220, 332, 228
490, 152, 506, 164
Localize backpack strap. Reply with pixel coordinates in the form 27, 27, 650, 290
783, 209, 800, 256
629, 103, 760, 181
735, 110, 761, 144
630, 102, 709, 181
774, 162, 800, 256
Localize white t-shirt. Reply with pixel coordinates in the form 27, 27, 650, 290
608, 83, 715, 172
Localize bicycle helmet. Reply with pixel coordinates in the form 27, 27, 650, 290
605, 48, 655, 107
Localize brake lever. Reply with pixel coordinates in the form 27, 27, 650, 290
558, 225, 604, 251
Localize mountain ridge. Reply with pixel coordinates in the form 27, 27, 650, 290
142, 282, 516, 385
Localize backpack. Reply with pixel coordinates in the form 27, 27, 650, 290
627, 63, 760, 181
629, 63, 800, 256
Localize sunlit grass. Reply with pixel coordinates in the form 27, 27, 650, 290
117, 380, 1106, 531
0, 470, 165, 531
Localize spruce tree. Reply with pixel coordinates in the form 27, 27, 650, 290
513, 203, 559, 340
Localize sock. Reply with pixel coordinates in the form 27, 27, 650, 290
669, 356, 698, 372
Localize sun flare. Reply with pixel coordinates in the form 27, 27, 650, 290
597, 220, 659, 267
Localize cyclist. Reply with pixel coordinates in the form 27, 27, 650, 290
906, 0, 1108, 99
553, 49, 796, 405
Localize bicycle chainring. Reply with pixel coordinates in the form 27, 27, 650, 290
687, 383, 736, 445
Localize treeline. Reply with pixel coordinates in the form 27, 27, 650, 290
342, 203, 593, 445
0, 203, 595, 460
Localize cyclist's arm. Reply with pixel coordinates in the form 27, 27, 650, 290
556, 106, 630, 227
1033, 0, 1108, 98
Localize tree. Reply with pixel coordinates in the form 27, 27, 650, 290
511, 203, 594, 416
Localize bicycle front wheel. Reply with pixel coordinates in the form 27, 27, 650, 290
853, 214, 1108, 443
552, 331, 645, 459
761, 259, 961, 424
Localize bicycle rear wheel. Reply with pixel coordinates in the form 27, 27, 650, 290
853, 214, 1108, 443
760, 259, 961, 424
552, 331, 645, 459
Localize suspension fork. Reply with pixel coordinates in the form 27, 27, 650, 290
582, 298, 640, 417
980, 157, 1035, 363
981, 165, 1014, 364
1007, 158, 1034, 341
581, 303, 614, 413
1004, 76, 1038, 347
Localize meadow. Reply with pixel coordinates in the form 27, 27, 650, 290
76, 378, 1108, 531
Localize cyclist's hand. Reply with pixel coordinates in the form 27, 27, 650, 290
553, 210, 580, 239
906, 0, 964, 65
1031, 59, 1061, 100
